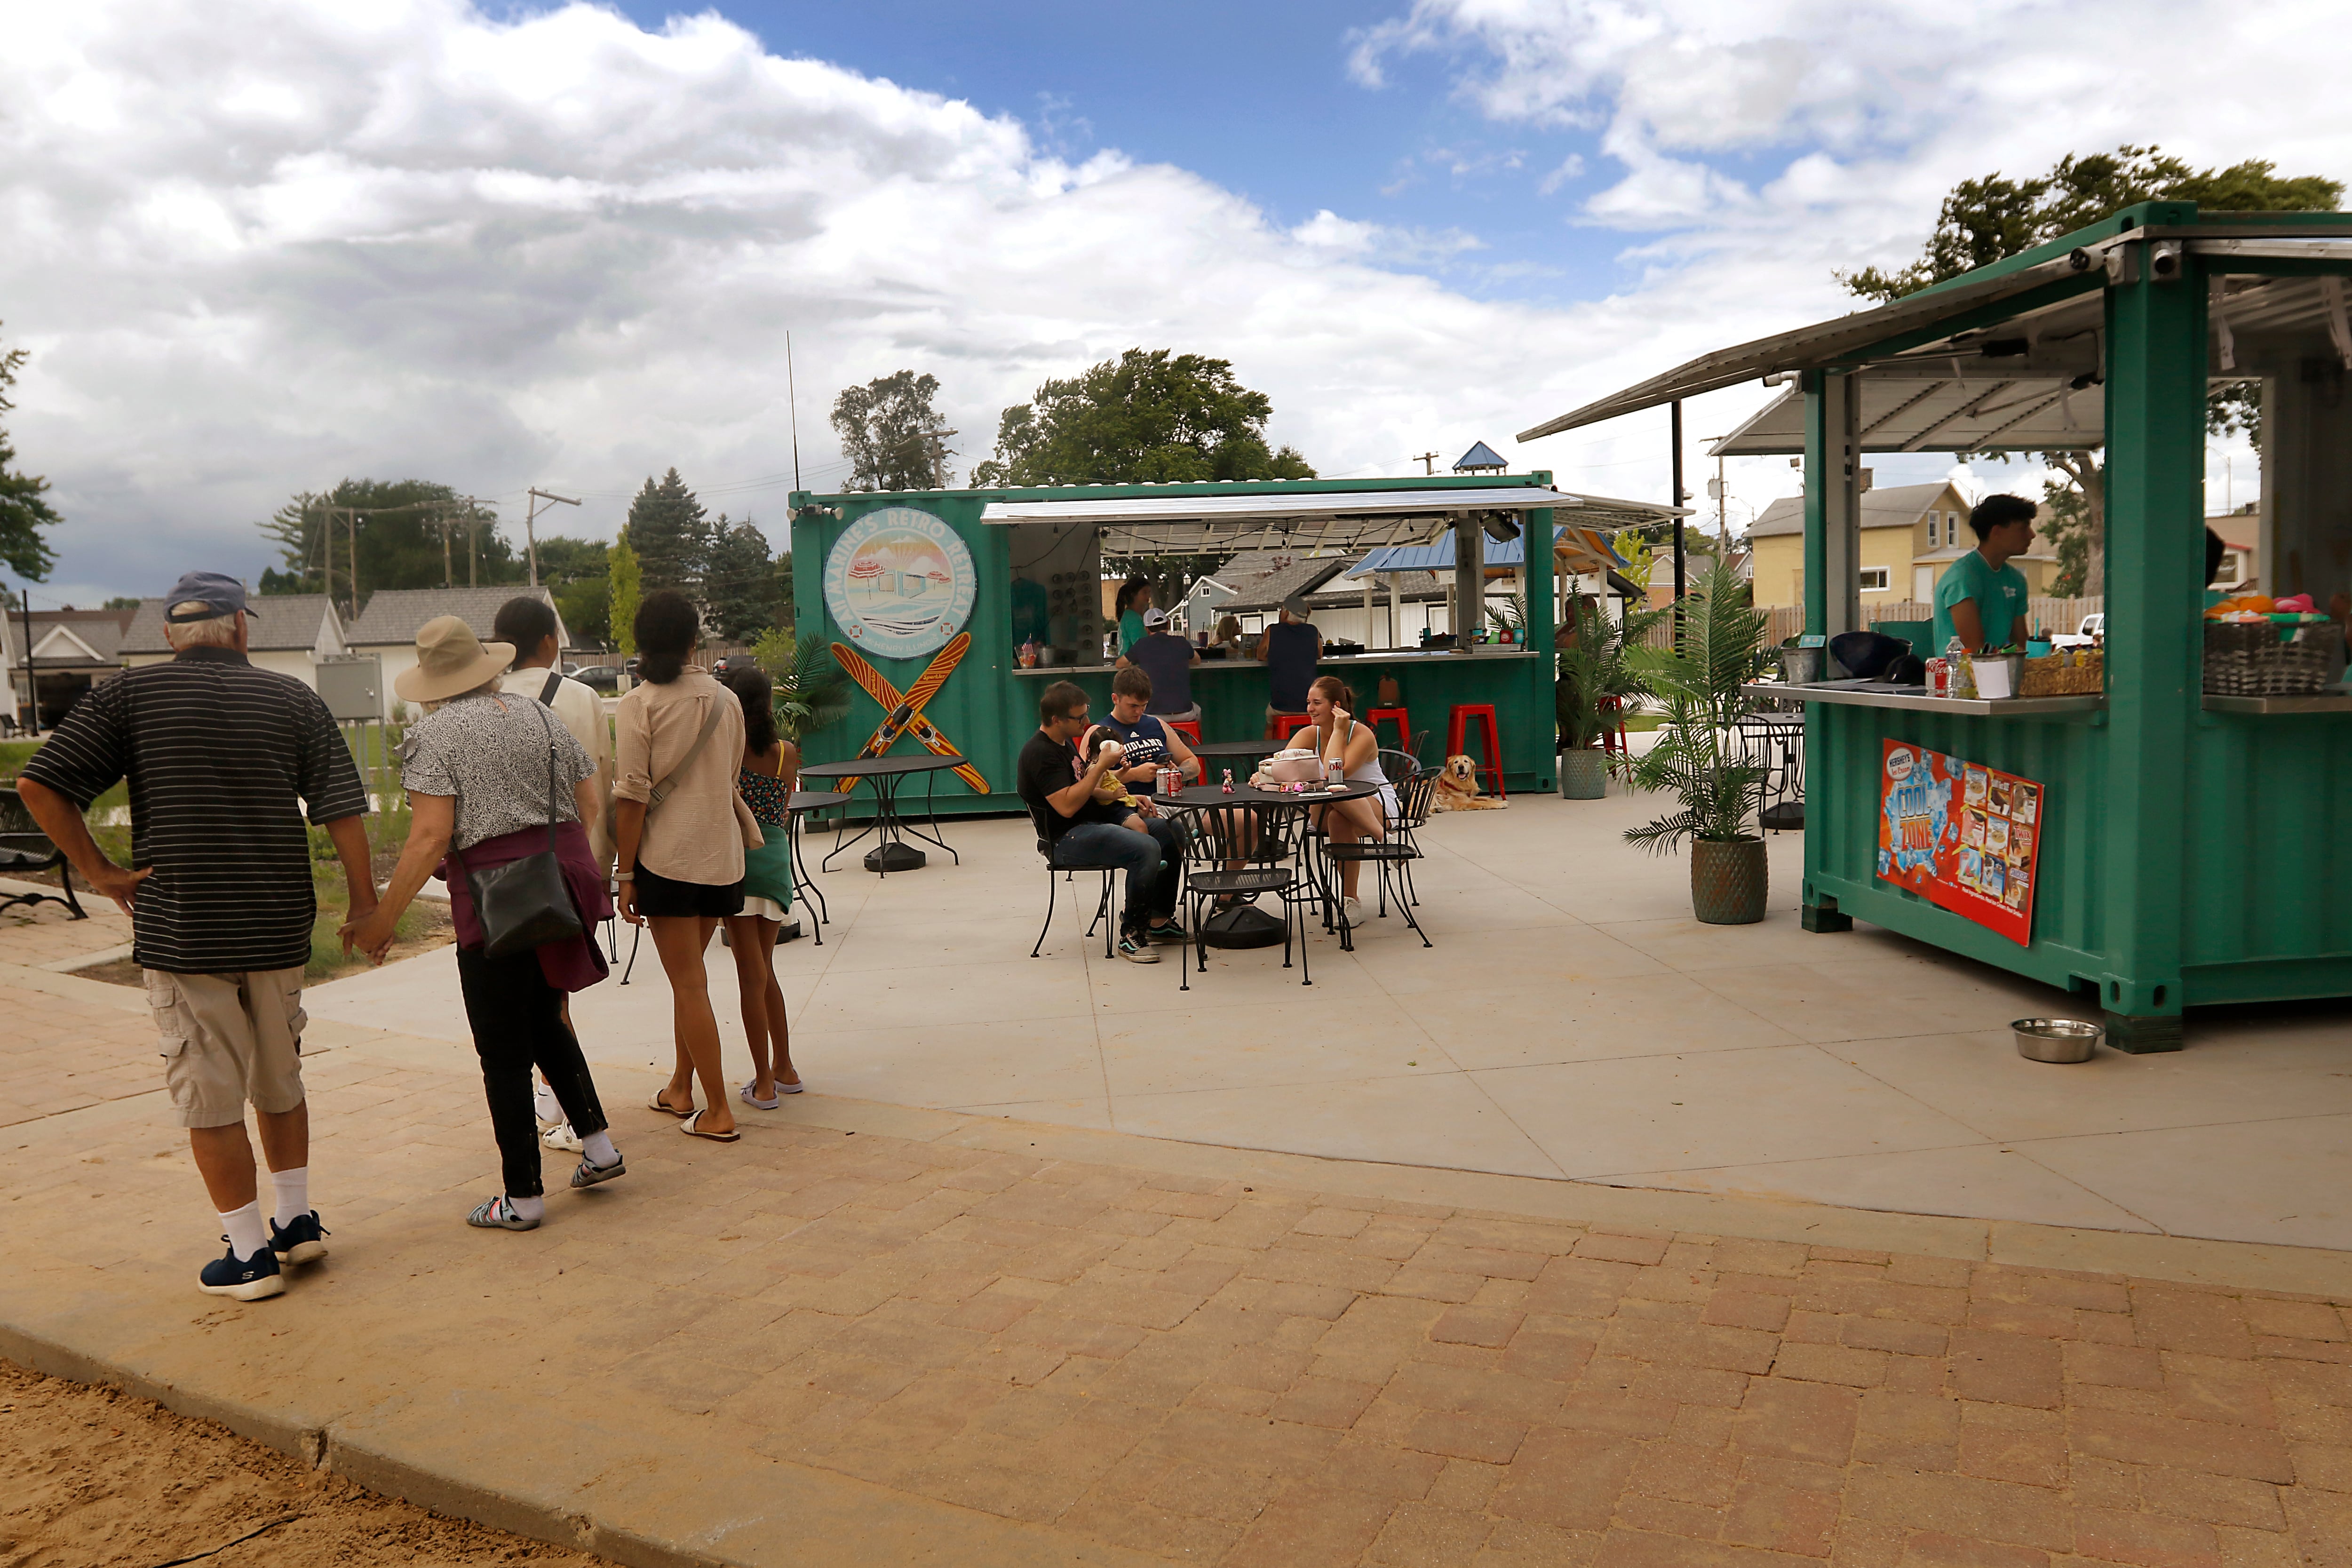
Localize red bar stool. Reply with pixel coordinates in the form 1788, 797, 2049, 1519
1266, 710, 1310, 740
1597, 695, 1627, 757
1367, 706, 1411, 755
1165, 717, 1203, 780
1446, 703, 1506, 799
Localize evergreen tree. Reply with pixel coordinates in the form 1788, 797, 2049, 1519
0, 323, 62, 581
608, 532, 642, 658
624, 469, 709, 592
702, 516, 777, 642
831, 371, 957, 492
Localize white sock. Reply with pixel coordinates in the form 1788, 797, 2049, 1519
581, 1130, 619, 1168
507, 1194, 546, 1223
532, 1079, 563, 1124
220, 1202, 269, 1261
270, 1167, 310, 1229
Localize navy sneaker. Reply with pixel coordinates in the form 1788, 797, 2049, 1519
1146, 918, 1188, 944
269, 1210, 330, 1266
199, 1240, 285, 1301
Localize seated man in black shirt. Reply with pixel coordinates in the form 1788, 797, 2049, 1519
1017, 680, 1185, 962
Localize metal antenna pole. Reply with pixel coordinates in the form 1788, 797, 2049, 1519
524, 489, 580, 588
786, 332, 803, 493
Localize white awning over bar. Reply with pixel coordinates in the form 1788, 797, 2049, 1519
978, 486, 1685, 555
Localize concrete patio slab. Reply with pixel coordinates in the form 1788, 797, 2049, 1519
294, 791, 2352, 1253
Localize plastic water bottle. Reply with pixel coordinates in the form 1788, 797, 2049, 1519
1945, 637, 1976, 699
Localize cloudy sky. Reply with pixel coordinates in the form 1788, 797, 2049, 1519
3, 0, 2341, 605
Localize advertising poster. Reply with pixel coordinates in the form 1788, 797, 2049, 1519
1876, 740, 2043, 946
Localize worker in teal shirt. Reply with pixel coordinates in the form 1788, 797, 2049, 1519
1932, 493, 2037, 653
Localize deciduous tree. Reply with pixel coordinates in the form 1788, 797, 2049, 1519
607, 532, 642, 658
970, 349, 1314, 488
831, 371, 957, 492
1842, 147, 2341, 596
0, 324, 62, 581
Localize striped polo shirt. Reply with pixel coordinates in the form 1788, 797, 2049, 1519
21, 647, 370, 974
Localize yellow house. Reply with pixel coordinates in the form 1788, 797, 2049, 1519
1746, 480, 2064, 609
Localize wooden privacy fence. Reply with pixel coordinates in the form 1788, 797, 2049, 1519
1627, 598, 2102, 652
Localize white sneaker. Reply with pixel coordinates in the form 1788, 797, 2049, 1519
1342, 896, 1368, 926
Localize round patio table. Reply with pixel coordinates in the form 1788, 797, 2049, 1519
797, 755, 962, 876
780, 789, 848, 938
1156, 779, 1382, 949
1187, 739, 1284, 789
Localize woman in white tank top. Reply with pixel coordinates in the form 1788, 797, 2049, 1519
1302, 675, 1391, 924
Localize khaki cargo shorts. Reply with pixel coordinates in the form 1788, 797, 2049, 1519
143, 967, 309, 1129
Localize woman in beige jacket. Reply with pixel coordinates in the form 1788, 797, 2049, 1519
612, 591, 760, 1143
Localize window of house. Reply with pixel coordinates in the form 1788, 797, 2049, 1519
1926, 513, 1939, 547
1859, 567, 1891, 591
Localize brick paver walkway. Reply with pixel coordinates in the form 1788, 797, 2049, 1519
5, 946, 2352, 1566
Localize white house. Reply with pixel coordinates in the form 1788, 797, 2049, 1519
121, 593, 348, 687
344, 586, 568, 721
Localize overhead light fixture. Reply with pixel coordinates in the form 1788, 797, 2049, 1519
1480, 511, 1521, 544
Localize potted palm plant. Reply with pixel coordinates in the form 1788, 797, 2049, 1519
1622, 562, 1773, 923
1556, 595, 1666, 799
751, 627, 852, 785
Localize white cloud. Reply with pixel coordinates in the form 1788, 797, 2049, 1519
1, 0, 2343, 605
1, 0, 1758, 601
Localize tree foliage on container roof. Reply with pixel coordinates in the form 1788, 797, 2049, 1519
970, 348, 1314, 488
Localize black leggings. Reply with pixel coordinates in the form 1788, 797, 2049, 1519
454, 944, 610, 1198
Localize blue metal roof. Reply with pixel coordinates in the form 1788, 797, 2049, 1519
1454, 441, 1508, 471
1343, 523, 1626, 577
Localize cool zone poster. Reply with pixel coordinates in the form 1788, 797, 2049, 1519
1876, 741, 2044, 946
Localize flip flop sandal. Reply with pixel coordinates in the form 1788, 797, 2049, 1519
467, 1195, 540, 1231
777, 1079, 805, 1094
647, 1092, 693, 1117
679, 1110, 740, 1143
739, 1081, 781, 1111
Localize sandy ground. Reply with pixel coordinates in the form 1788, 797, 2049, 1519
0, 1359, 606, 1568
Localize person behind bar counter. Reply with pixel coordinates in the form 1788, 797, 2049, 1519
1932, 494, 2037, 653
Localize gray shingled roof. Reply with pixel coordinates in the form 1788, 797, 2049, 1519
1215, 555, 1354, 614
345, 586, 565, 648
121, 594, 342, 656
1748, 481, 1961, 539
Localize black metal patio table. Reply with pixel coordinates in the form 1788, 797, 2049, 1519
1155, 779, 1382, 949
797, 755, 962, 876
781, 788, 848, 938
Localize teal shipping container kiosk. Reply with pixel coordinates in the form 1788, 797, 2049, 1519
1520, 205, 2352, 1051
786, 475, 1683, 816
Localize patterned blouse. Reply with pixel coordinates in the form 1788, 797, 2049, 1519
739, 767, 791, 828
402, 691, 595, 852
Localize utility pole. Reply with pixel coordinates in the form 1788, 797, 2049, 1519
18, 589, 35, 735
1413, 451, 1440, 476
1669, 401, 1686, 605
348, 504, 360, 621
1718, 452, 1729, 550
437, 510, 453, 588
524, 488, 580, 587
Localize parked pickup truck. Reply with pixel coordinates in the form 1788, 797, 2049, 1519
2050, 613, 2104, 649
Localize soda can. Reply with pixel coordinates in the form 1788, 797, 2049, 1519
1926, 657, 1950, 697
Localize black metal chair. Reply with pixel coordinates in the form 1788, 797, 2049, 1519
1030, 836, 1121, 959
1738, 716, 1806, 833
1318, 769, 1436, 952
1175, 801, 1312, 991
0, 785, 87, 920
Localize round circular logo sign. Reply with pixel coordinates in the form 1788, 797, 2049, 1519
821, 506, 976, 660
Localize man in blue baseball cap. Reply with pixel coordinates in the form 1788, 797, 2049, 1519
17, 572, 376, 1302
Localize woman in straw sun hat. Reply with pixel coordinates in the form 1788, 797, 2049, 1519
342, 614, 623, 1232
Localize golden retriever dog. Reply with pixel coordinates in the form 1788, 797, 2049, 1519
1429, 753, 1505, 812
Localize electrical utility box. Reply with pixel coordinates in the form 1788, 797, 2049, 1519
314, 655, 383, 722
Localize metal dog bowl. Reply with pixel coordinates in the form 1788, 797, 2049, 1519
2012, 1018, 2102, 1063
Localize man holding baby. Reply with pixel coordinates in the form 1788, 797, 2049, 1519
1017, 679, 1187, 963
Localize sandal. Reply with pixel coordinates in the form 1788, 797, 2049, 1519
680, 1110, 740, 1143
570, 1154, 627, 1190
647, 1091, 693, 1117
467, 1195, 539, 1231
739, 1081, 781, 1111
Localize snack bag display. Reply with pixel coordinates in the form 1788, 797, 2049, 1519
1877, 741, 2045, 946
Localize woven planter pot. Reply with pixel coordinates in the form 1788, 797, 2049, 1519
1690, 836, 1768, 925
1558, 748, 1608, 799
